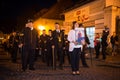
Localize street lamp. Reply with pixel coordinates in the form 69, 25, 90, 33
38, 26, 45, 35
38, 26, 45, 31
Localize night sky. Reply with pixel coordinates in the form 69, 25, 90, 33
0, 0, 80, 33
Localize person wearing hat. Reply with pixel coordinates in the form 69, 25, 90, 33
101, 26, 109, 60
19, 19, 38, 71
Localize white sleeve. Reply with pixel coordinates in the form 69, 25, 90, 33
67, 30, 74, 42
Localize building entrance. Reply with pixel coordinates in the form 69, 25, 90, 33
86, 27, 95, 48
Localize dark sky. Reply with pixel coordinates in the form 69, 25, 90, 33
0, 0, 57, 19
0, 0, 80, 33
0, 0, 58, 33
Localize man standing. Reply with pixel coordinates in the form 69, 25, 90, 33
101, 27, 109, 60
47, 30, 53, 66
9, 31, 19, 63
19, 19, 38, 71
52, 22, 65, 70
40, 30, 49, 63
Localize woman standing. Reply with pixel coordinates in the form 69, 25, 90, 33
67, 21, 85, 75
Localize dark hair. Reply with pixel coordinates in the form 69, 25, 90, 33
55, 22, 59, 25
43, 29, 46, 31
49, 29, 52, 32
72, 21, 77, 29
79, 23, 83, 27
27, 19, 33, 23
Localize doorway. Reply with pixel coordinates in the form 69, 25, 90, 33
86, 27, 95, 48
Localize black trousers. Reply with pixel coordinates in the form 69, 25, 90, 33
95, 44, 100, 58
80, 51, 88, 66
54, 47, 64, 69
46, 48, 53, 66
102, 45, 107, 60
22, 48, 35, 70
71, 48, 81, 71
41, 49, 45, 62
10, 47, 18, 62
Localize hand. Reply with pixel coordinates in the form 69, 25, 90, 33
36, 48, 39, 50
81, 40, 86, 45
45, 49, 47, 51
52, 45, 55, 48
63, 47, 65, 50
72, 41, 78, 45
18, 44, 23, 48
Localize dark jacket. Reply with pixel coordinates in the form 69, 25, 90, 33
22, 27, 38, 49
101, 30, 109, 47
110, 35, 118, 44
9, 34, 19, 48
52, 30, 65, 48
40, 34, 49, 49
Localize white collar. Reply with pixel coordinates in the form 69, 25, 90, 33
31, 27, 33, 30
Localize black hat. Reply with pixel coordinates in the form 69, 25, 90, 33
27, 19, 33, 23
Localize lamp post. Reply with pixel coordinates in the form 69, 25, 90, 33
38, 26, 45, 35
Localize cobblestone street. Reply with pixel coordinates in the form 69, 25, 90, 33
0, 48, 120, 80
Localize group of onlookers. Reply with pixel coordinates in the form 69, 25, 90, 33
94, 28, 119, 60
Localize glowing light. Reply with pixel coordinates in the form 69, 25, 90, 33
38, 26, 45, 31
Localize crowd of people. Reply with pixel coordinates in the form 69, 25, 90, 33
2, 19, 119, 75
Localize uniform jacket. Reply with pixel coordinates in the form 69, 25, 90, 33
52, 30, 65, 48
22, 27, 38, 49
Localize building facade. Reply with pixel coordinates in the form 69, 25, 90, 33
64, 0, 120, 47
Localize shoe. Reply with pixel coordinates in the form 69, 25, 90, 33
83, 65, 89, 68
76, 71, 80, 75
29, 68, 35, 70
72, 71, 76, 75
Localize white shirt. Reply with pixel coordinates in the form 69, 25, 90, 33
67, 29, 83, 52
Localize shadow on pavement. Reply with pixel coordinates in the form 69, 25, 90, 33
96, 64, 120, 68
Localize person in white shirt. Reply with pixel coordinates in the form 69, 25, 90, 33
67, 21, 85, 75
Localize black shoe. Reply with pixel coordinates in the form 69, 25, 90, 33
83, 65, 89, 68
29, 68, 35, 70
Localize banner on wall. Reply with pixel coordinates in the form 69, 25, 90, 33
65, 6, 90, 22
74, 6, 90, 22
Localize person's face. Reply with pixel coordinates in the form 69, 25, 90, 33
74, 22, 79, 28
27, 22, 33, 28
96, 34, 99, 37
42, 30, 46, 35
48, 31, 52, 35
13, 32, 16, 36
55, 24, 60, 30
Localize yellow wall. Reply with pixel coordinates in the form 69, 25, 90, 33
64, 0, 104, 33
34, 18, 63, 35
64, 0, 120, 35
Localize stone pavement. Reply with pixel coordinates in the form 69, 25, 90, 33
0, 48, 120, 80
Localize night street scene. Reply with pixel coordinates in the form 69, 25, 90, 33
0, 0, 120, 80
